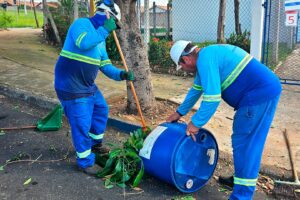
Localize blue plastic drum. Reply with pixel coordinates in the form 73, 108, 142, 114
139, 122, 219, 193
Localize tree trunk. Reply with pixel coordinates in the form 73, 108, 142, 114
217, 0, 226, 43
115, 0, 155, 112
43, 0, 62, 45
24, 0, 27, 15
74, 0, 78, 21
234, 0, 241, 35
31, 0, 39, 28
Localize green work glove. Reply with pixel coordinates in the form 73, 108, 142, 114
121, 70, 134, 81
103, 18, 117, 33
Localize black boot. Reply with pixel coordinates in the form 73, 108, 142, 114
78, 164, 102, 176
92, 143, 110, 155
218, 176, 234, 188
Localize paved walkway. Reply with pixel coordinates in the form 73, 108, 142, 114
276, 44, 300, 81
0, 28, 299, 179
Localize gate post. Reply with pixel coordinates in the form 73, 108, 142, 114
272, 0, 281, 64
250, 0, 265, 61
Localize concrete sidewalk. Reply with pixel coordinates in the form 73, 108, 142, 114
0, 28, 299, 180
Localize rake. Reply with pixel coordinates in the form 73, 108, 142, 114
0, 104, 63, 132
273, 129, 300, 199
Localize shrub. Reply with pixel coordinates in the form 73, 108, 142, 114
226, 30, 251, 53
148, 37, 175, 68
106, 34, 121, 61
0, 12, 13, 29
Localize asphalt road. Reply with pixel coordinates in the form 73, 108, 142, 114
0, 95, 271, 200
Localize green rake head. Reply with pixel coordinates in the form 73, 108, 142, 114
36, 104, 63, 131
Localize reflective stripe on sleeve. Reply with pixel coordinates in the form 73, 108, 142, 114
203, 94, 221, 102
75, 32, 87, 48
192, 84, 203, 91
100, 59, 112, 67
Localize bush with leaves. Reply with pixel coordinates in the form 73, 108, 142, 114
226, 30, 251, 53
96, 127, 151, 189
44, 0, 88, 45
0, 12, 13, 30
106, 34, 121, 61
148, 37, 175, 68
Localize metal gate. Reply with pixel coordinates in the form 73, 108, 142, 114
262, 0, 300, 85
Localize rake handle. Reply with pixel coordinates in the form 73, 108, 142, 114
112, 31, 147, 129
283, 129, 299, 182
0, 125, 37, 131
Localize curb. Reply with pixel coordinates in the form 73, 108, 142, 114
0, 85, 292, 180
0, 85, 141, 134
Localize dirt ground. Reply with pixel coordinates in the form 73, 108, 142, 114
0, 95, 274, 200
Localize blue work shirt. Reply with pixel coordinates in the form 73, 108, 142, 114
177, 44, 281, 128
54, 15, 123, 100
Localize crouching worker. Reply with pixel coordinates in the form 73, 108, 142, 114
54, 1, 134, 175
166, 41, 281, 199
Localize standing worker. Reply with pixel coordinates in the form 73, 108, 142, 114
166, 41, 281, 199
54, 1, 134, 175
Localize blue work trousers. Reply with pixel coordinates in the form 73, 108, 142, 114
230, 95, 280, 200
60, 90, 109, 168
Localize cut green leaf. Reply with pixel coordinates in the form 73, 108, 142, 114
23, 178, 32, 185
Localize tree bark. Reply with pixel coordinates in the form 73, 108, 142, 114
74, 0, 78, 21
31, 0, 39, 28
115, 0, 155, 112
234, 0, 241, 35
43, 0, 62, 45
217, 0, 226, 43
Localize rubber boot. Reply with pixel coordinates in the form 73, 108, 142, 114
219, 176, 234, 188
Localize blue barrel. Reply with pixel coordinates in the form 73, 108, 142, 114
139, 122, 218, 193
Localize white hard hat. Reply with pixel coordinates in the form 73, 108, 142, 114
96, 2, 121, 21
170, 40, 192, 70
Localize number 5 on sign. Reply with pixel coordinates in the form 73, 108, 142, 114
285, 11, 298, 26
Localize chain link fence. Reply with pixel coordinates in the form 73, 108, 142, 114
137, 0, 300, 84
136, 0, 172, 40
137, 0, 252, 43
262, 0, 300, 84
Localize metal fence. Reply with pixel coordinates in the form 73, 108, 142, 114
136, 0, 172, 39
137, 0, 252, 42
137, 0, 300, 84
262, 0, 300, 85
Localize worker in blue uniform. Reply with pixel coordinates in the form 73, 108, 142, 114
54, 1, 134, 175
167, 41, 281, 200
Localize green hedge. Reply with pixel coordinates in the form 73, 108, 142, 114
148, 38, 175, 68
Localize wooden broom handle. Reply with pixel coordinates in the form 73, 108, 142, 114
283, 129, 299, 182
0, 125, 36, 131
112, 31, 147, 129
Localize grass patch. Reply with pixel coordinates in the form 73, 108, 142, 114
1, 9, 43, 28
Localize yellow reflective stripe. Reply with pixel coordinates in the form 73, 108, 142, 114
88, 132, 104, 140
76, 149, 91, 158
221, 54, 253, 91
203, 94, 221, 102
76, 32, 87, 48
100, 59, 112, 67
192, 84, 203, 91
234, 177, 257, 186
60, 50, 101, 66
